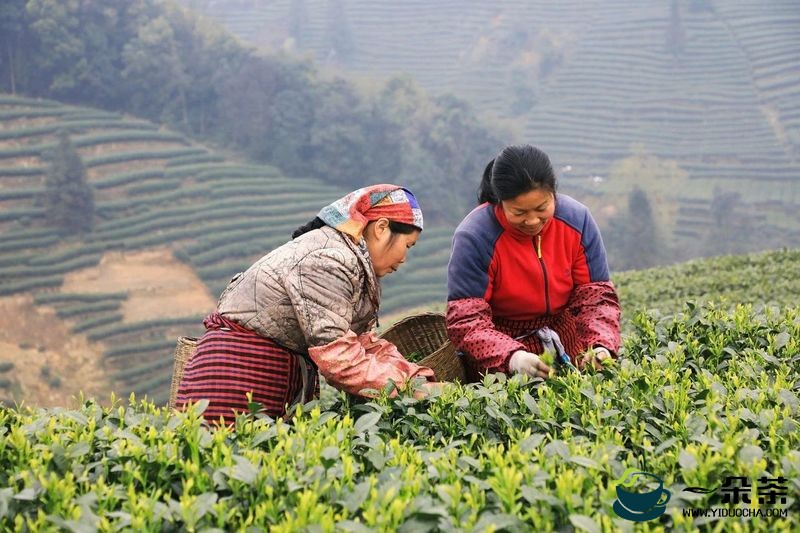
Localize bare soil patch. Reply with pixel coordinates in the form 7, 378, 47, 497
0, 295, 108, 408
61, 247, 216, 323
0, 247, 215, 407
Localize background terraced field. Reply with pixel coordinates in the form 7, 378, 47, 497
1, 88, 798, 410
3, 0, 800, 409
0, 94, 454, 405
186, 0, 800, 253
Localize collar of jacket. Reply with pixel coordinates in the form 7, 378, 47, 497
333, 227, 381, 327
493, 202, 555, 242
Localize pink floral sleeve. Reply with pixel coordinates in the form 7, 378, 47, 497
445, 297, 525, 375
567, 281, 621, 354
308, 330, 435, 396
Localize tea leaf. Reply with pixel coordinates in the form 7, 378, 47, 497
569, 514, 600, 533
679, 449, 698, 471
354, 411, 381, 433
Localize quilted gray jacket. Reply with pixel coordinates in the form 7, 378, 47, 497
216, 225, 380, 352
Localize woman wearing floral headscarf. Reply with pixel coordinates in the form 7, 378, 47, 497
177, 184, 436, 424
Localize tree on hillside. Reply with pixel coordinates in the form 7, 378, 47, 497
165, 4, 244, 135
509, 68, 537, 115
266, 88, 317, 173
288, 0, 309, 51
39, 131, 94, 235
23, 0, 145, 107
325, 0, 355, 65
0, 0, 27, 94
706, 187, 755, 256
667, 0, 686, 57
377, 80, 505, 222
689, 0, 714, 13
122, 16, 191, 128
606, 187, 661, 271
2, 0, 507, 227
217, 56, 282, 158
309, 78, 406, 188
627, 187, 660, 268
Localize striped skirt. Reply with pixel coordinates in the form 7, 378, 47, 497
176, 312, 319, 425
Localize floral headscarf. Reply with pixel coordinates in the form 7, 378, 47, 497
317, 184, 424, 241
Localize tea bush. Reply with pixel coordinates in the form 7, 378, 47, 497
1, 303, 797, 531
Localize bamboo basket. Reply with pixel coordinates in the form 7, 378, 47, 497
168, 336, 198, 410
379, 312, 466, 382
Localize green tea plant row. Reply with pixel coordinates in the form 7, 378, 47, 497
615, 249, 800, 317
381, 285, 448, 315
33, 293, 127, 305
71, 314, 124, 335
92, 198, 325, 238
0, 109, 64, 120
92, 169, 165, 189
0, 207, 43, 223
0, 132, 186, 160
0, 302, 797, 531
105, 339, 177, 360
0, 120, 156, 141
55, 301, 122, 320
165, 153, 225, 167
0, 187, 40, 201
0, 227, 56, 245
86, 316, 204, 343
0, 248, 47, 267
111, 353, 174, 384
0, 167, 44, 177
0, 253, 103, 280
92, 186, 209, 215
0, 275, 62, 297
85, 148, 205, 168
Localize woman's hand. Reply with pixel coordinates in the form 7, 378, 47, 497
578, 346, 611, 370
509, 350, 551, 379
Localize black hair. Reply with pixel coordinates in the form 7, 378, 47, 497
477, 144, 557, 204
387, 220, 419, 234
291, 217, 419, 239
291, 217, 326, 239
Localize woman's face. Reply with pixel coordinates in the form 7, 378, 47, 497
365, 219, 420, 278
501, 189, 555, 236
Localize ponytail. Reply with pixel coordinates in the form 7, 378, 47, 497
477, 159, 498, 204
291, 217, 326, 239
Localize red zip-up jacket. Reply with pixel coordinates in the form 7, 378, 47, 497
446, 193, 621, 375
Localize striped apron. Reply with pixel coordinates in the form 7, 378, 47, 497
176, 312, 319, 425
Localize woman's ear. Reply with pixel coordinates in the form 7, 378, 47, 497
371, 217, 391, 239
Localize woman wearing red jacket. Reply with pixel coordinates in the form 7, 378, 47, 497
446, 145, 621, 380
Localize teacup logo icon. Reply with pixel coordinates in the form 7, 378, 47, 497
612, 467, 671, 522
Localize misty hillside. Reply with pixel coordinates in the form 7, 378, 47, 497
0, 90, 796, 410
0, 94, 463, 406
186, 0, 800, 262
0, 96, 303, 403
1, 0, 799, 409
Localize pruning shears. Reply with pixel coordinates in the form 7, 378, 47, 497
513, 327, 579, 373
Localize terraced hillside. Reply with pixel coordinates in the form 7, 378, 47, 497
186, 0, 800, 251
0, 94, 455, 406
2, 92, 797, 408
